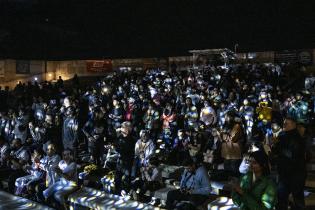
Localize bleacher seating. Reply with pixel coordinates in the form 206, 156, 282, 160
67, 187, 158, 210
207, 197, 239, 210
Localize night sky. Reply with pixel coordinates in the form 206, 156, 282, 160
0, 0, 314, 59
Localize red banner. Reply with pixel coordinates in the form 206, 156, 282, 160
86, 60, 113, 72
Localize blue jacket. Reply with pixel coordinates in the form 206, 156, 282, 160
180, 165, 212, 195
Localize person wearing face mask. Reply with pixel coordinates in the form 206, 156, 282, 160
232, 150, 277, 210
272, 117, 307, 210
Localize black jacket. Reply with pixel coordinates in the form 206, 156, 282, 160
273, 129, 306, 181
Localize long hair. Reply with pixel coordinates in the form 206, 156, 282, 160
250, 150, 270, 176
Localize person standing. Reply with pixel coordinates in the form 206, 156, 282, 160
272, 117, 307, 210
62, 106, 78, 153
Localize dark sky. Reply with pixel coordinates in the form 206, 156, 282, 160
0, 0, 314, 59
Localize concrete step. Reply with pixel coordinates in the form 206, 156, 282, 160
152, 187, 177, 201
68, 187, 156, 210
301, 192, 315, 207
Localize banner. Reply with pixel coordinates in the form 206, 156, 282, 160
274, 50, 313, 65
16, 60, 30, 74
86, 60, 112, 72
0, 61, 4, 77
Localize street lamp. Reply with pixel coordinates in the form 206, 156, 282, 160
234, 43, 239, 54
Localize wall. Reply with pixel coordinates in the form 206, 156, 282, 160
168, 56, 193, 71
0, 50, 314, 89
0, 60, 47, 89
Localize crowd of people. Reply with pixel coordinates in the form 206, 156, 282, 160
0, 62, 314, 210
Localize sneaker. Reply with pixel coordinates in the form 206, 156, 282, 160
121, 190, 126, 197
158, 200, 166, 208
149, 198, 160, 206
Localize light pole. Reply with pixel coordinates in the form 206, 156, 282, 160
234, 43, 239, 54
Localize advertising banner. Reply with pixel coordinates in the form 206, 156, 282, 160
86, 60, 113, 72
112, 58, 143, 71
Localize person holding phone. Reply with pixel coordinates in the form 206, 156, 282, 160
166, 156, 212, 209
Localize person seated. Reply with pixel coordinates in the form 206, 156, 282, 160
166, 156, 212, 209
130, 155, 162, 204
43, 149, 78, 210
232, 150, 277, 210
0, 135, 10, 168
188, 132, 202, 158
0, 138, 30, 193
15, 148, 45, 196
35, 143, 61, 202
170, 129, 190, 165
